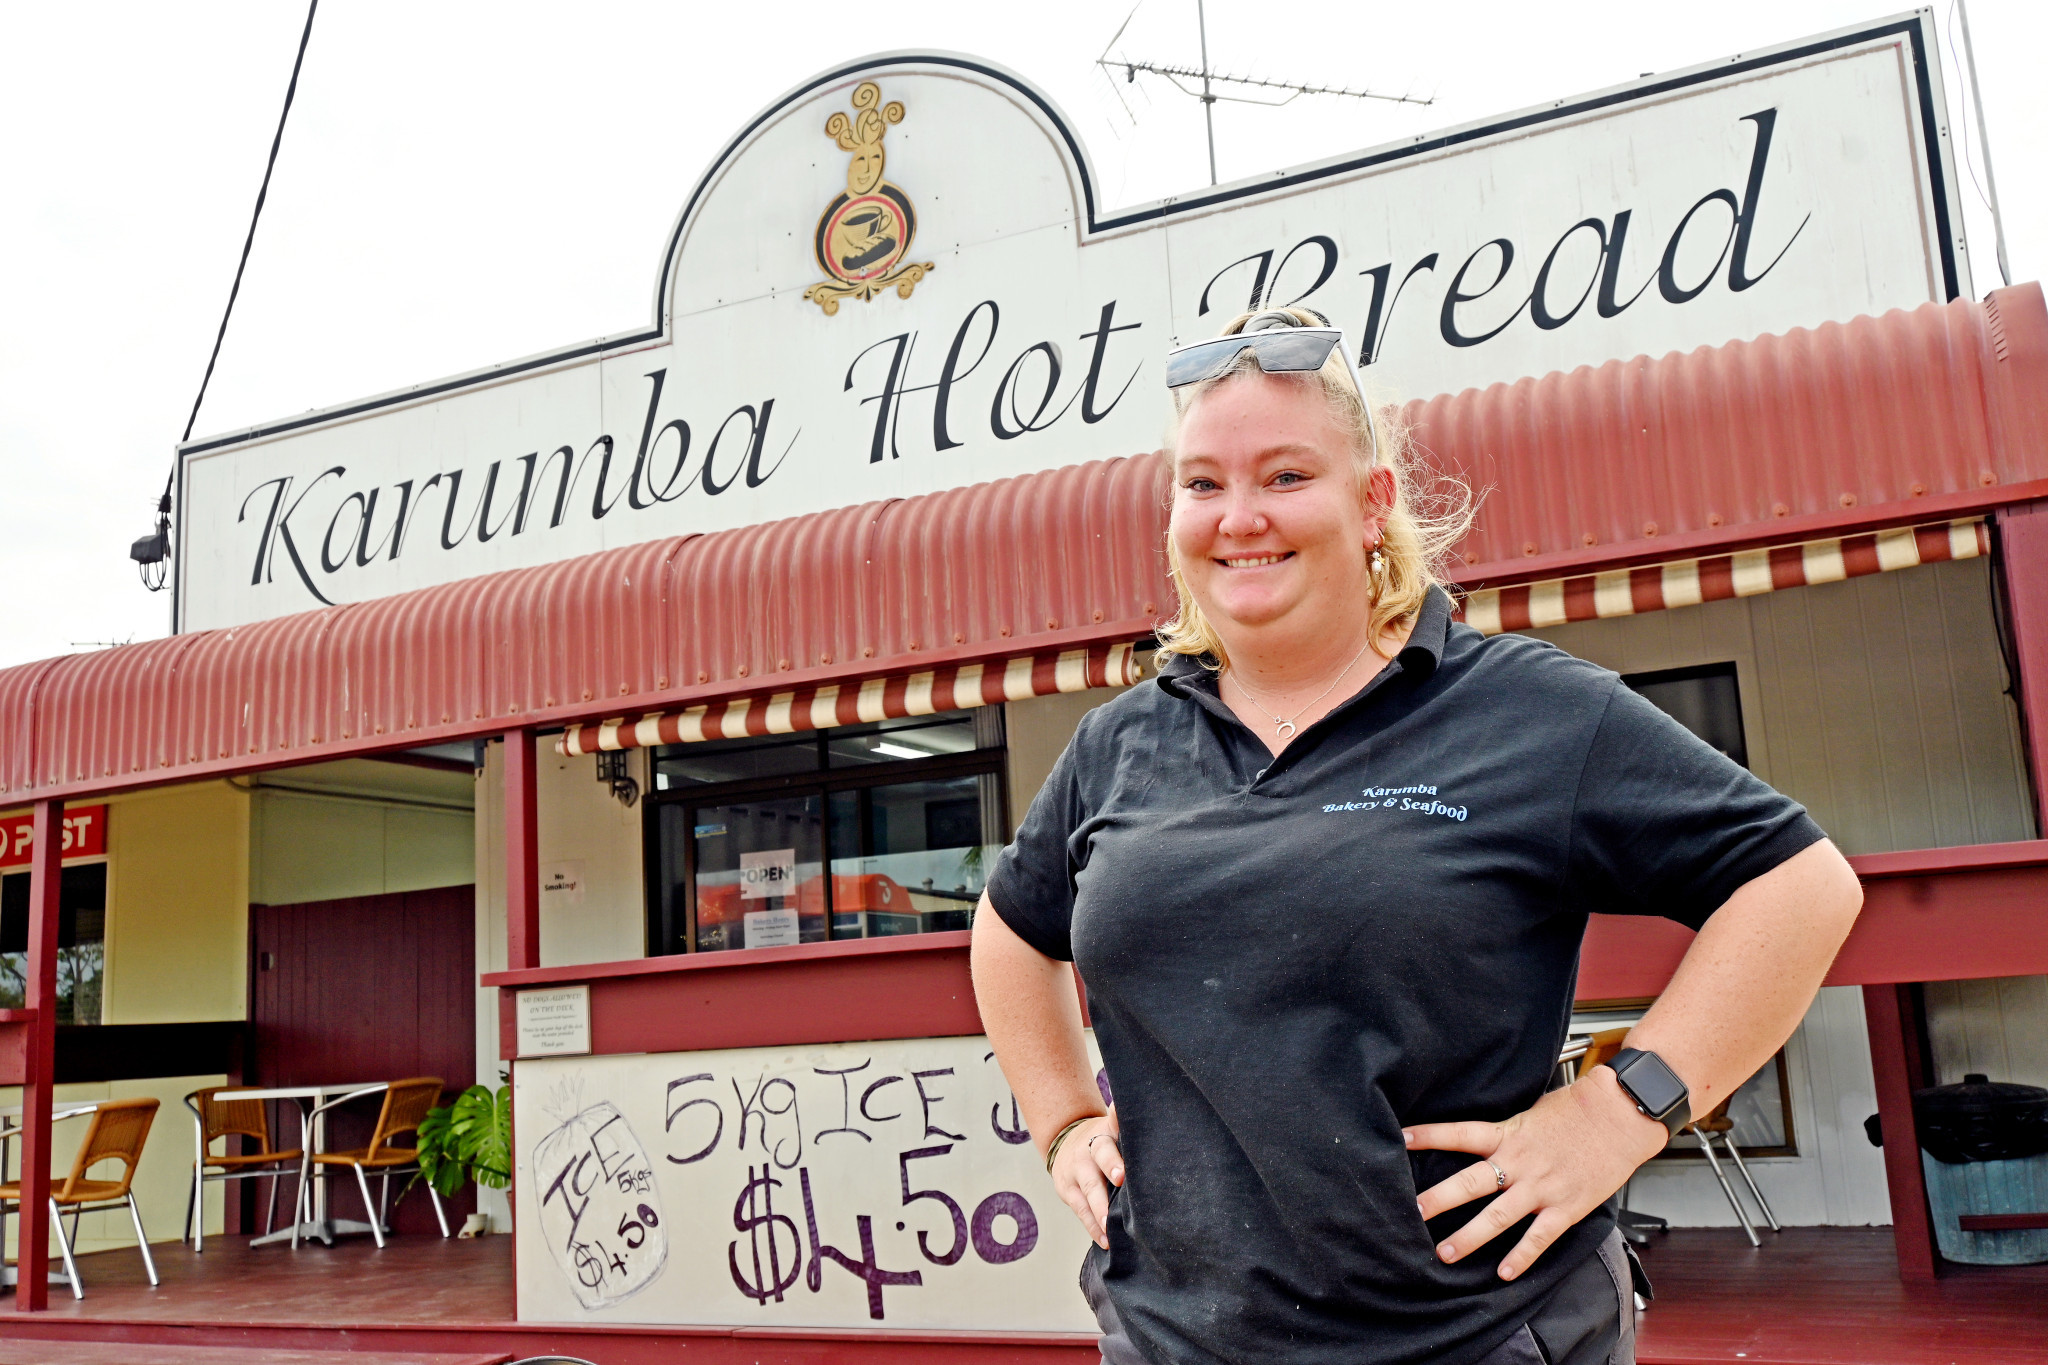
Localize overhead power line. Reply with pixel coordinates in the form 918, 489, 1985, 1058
135, 0, 320, 593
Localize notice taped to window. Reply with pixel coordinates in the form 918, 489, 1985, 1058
740, 848, 797, 900
517, 985, 592, 1058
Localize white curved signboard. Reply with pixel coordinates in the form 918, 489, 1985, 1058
175, 13, 1970, 631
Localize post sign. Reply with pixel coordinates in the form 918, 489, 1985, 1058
175, 13, 1969, 634
0, 805, 108, 871
513, 1033, 1104, 1329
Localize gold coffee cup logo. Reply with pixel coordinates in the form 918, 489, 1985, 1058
803, 81, 934, 315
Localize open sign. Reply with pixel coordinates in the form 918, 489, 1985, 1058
0, 806, 108, 872
739, 849, 797, 901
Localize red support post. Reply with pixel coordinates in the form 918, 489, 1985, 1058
1995, 504, 2048, 827
505, 730, 540, 972
14, 799, 63, 1311
1863, 983, 1939, 1280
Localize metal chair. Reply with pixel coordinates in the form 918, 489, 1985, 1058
0, 1096, 161, 1299
183, 1085, 303, 1252
1690, 1096, 1781, 1246
294, 1077, 449, 1248
1578, 1028, 1669, 1246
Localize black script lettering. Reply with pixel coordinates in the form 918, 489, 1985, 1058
1530, 219, 1611, 330
435, 468, 480, 551
932, 301, 999, 451
846, 331, 915, 464
1356, 255, 1438, 365
1440, 239, 1525, 347
239, 476, 291, 587
744, 400, 794, 488
626, 370, 669, 511
1199, 249, 1274, 315
1271, 235, 1339, 309
1077, 300, 1142, 424
517, 448, 575, 533
320, 492, 374, 573
348, 485, 399, 565
582, 436, 628, 521
640, 421, 693, 503
1658, 190, 1738, 305
238, 467, 344, 605
1595, 211, 1654, 319
699, 404, 772, 495
474, 459, 524, 543
990, 342, 1075, 440
1728, 109, 1807, 292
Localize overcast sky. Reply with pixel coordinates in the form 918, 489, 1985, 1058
2, 0, 2041, 669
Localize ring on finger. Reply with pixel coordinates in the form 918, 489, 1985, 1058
1088, 1132, 1119, 1149
1486, 1159, 1507, 1191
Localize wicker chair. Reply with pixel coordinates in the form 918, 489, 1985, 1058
0, 1096, 161, 1299
294, 1077, 450, 1248
183, 1085, 304, 1252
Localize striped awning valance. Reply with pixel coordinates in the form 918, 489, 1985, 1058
555, 642, 1143, 756
1461, 518, 1989, 637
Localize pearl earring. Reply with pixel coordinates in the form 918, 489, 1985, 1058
1370, 546, 1386, 576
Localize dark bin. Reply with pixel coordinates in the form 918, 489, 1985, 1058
1914, 1074, 2048, 1266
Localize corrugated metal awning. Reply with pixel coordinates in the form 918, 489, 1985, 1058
556, 642, 1142, 755
1461, 518, 1989, 635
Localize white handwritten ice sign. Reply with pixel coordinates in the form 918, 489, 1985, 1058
533, 1102, 668, 1309
515, 1035, 1102, 1330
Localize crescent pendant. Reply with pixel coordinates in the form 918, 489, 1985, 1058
1276, 720, 1298, 738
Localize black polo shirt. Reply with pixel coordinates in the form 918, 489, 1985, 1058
986, 587, 1823, 1365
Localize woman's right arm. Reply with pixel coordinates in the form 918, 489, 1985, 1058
971, 893, 1124, 1249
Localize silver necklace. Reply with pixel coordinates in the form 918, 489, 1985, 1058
1226, 634, 1378, 738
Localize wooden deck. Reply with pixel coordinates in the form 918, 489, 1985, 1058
0, 1227, 2038, 1363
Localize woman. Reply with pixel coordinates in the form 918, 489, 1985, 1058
970, 308, 1864, 1365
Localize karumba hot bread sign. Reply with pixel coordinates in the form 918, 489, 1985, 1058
175, 12, 1972, 632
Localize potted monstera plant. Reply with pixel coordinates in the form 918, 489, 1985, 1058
415, 1078, 512, 1204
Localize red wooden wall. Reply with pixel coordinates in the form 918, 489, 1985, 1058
251, 884, 477, 1236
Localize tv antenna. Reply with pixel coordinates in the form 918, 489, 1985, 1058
1098, 0, 1433, 186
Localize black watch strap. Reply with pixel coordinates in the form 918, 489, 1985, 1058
1605, 1048, 1692, 1137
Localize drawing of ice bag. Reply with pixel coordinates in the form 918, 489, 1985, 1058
532, 1101, 669, 1310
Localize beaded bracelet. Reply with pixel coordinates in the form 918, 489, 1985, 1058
1043, 1114, 1100, 1175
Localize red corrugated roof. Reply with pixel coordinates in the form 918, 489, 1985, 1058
4, 285, 2045, 803
1426, 283, 2048, 579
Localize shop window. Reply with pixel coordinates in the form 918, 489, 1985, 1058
649, 710, 1006, 956
0, 861, 106, 1025
1623, 662, 1748, 768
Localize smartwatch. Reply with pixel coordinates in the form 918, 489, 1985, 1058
1604, 1048, 1692, 1136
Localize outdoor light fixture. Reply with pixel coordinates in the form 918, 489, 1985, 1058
129, 493, 173, 592
595, 749, 639, 807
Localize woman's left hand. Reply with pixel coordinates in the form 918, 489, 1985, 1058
1405, 1067, 1669, 1281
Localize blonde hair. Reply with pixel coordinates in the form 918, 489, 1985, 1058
1156, 307, 1472, 668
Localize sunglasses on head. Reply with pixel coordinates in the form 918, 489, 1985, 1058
1164, 314, 1379, 451
1164, 326, 1347, 388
